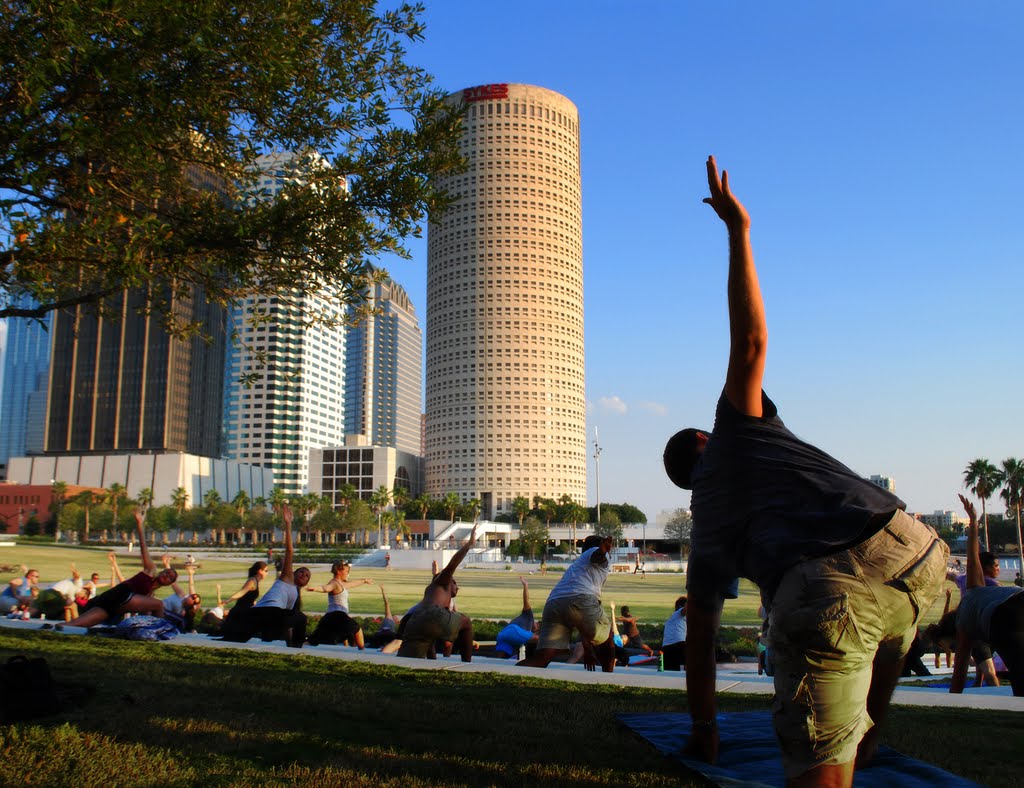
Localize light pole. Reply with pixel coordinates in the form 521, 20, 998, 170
593, 427, 602, 528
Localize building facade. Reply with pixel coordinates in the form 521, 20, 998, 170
345, 271, 423, 456
425, 83, 586, 519
0, 298, 52, 476
221, 152, 347, 496
7, 453, 273, 515
45, 286, 226, 457
308, 435, 422, 507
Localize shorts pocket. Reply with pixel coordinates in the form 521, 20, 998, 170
778, 592, 862, 658
888, 538, 948, 619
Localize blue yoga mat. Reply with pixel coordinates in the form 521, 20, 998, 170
617, 711, 981, 787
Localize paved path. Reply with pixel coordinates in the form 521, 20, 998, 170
5, 617, 1021, 712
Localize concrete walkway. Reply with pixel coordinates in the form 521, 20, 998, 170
5, 617, 1021, 712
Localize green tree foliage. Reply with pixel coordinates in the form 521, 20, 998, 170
344, 498, 374, 543
0, 1, 463, 330
595, 509, 623, 543
663, 508, 693, 561
518, 516, 549, 561
964, 458, 1002, 551
1000, 458, 1024, 569
441, 492, 461, 524
511, 496, 531, 527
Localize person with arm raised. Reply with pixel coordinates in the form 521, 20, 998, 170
664, 157, 948, 786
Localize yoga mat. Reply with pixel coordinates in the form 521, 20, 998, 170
617, 710, 981, 787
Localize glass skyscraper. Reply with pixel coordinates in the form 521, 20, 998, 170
221, 153, 347, 496
0, 297, 52, 475
344, 272, 422, 457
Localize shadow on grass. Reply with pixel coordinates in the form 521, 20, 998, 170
1, 630, 1020, 787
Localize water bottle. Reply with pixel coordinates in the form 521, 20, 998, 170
657, 652, 664, 672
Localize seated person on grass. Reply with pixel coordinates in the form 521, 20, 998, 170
161, 561, 203, 633
221, 505, 309, 648
67, 512, 177, 627
306, 561, 373, 648
494, 577, 540, 658
367, 584, 402, 649
397, 524, 478, 661
617, 604, 655, 657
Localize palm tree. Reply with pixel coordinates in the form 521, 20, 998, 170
268, 487, 289, 515
171, 487, 189, 515
136, 487, 154, 514
412, 493, 432, 521
75, 489, 100, 542
566, 502, 587, 554
964, 458, 1002, 551
232, 490, 251, 544
442, 492, 461, 524
203, 489, 223, 543
106, 482, 128, 530
298, 492, 322, 543
393, 509, 411, 545
999, 458, 1024, 578
511, 496, 530, 528
392, 485, 410, 516
370, 485, 392, 545
463, 497, 481, 524
50, 481, 68, 541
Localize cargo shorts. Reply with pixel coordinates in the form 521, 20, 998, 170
767, 510, 948, 780
537, 594, 611, 651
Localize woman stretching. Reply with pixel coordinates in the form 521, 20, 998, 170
218, 560, 269, 640
928, 495, 1024, 695
221, 505, 309, 648
306, 562, 374, 648
67, 511, 177, 627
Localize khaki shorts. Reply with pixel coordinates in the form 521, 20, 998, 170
397, 606, 466, 658
768, 510, 948, 779
537, 594, 610, 651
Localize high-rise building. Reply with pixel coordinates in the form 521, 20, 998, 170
221, 152, 347, 496
345, 271, 422, 457
45, 286, 226, 457
425, 83, 586, 519
0, 298, 52, 476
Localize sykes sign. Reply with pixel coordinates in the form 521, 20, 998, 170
463, 84, 509, 102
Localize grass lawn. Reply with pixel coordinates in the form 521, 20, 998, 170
0, 629, 1020, 787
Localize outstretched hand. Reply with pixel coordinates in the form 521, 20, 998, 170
958, 494, 978, 527
703, 155, 749, 231
581, 640, 597, 672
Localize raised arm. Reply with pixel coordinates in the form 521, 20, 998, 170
960, 494, 983, 589
108, 551, 125, 584
225, 578, 257, 602
704, 155, 764, 417
279, 504, 295, 583
186, 565, 197, 596
216, 583, 223, 607
434, 524, 479, 587
134, 509, 155, 575
380, 585, 393, 620
520, 576, 530, 610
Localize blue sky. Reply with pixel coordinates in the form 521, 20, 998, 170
384, 1, 1023, 522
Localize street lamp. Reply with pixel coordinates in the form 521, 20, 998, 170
593, 427, 602, 527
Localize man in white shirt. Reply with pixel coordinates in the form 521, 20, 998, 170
518, 534, 615, 672
661, 596, 688, 671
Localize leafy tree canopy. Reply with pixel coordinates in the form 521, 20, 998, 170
0, 1, 463, 332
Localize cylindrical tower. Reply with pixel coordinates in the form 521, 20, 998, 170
425, 83, 585, 519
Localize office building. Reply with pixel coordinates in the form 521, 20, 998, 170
345, 271, 422, 456
221, 152, 347, 496
0, 298, 52, 476
425, 83, 586, 519
45, 286, 226, 457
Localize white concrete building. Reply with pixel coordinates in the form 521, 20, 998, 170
7, 453, 273, 509
222, 152, 347, 496
425, 84, 586, 519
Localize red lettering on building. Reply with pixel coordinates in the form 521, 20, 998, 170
463, 84, 510, 102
